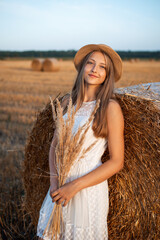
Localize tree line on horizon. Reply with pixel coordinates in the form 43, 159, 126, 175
0, 50, 160, 60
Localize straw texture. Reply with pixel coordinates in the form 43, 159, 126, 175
103, 92, 160, 240
42, 58, 60, 72
23, 86, 160, 239
31, 58, 44, 71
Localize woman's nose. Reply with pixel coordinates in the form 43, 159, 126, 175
91, 64, 98, 72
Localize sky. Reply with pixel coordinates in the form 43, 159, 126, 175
0, 0, 160, 51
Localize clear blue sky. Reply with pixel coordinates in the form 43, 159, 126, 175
0, 0, 160, 51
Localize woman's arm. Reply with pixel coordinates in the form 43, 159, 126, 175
51, 100, 124, 206
75, 100, 124, 189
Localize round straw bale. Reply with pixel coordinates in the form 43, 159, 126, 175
23, 84, 160, 239
31, 58, 44, 71
42, 58, 60, 72
129, 58, 135, 63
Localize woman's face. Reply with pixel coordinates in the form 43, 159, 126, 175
83, 51, 107, 86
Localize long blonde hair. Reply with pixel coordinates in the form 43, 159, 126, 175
64, 50, 117, 138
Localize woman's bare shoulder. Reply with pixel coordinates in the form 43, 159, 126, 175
108, 98, 122, 109
108, 98, 119, 104
107, 98, 124, 122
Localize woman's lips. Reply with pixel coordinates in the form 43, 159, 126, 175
88, 74, 98, 78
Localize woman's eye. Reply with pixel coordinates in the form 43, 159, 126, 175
100, 65, 106, 69
87, 61, 93, 64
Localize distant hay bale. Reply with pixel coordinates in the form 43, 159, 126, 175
42, 58, 60, 72
23, 83, 160, 239
31, 58, 44, 71
149, 58, 155, 62
135, 58, 140, 62
129, 58, 135, 63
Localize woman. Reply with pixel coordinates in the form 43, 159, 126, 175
37, 44, 124, 239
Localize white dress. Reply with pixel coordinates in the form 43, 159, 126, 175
37, 100, 109, 240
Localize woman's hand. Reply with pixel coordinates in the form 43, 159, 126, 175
51, 180, 79, 207
50, 178, 58, 198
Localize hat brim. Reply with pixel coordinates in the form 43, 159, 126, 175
74, 44, 122, 82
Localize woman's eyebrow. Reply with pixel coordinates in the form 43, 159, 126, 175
90, 58, 106, 65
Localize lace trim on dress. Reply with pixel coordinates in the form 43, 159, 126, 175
75, 100, 96, 117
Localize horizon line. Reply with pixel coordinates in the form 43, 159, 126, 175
0, 49, 160, 52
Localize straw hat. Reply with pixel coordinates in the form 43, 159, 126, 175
74, 44, 122, 82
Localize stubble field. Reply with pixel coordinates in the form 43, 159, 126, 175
0, 59, 160, 239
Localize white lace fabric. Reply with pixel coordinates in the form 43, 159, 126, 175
37, 101, 109, 239
75, 100, 97, 116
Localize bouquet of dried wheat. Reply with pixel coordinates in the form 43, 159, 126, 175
43, 96, 100, 239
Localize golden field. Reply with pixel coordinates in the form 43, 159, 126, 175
0, 59, 160, 239
0, 59, 160, 151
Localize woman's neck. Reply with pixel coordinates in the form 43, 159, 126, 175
84, 84, 100, 102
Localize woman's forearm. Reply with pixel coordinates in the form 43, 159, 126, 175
73, 158, 124, 191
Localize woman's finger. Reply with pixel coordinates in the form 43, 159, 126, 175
51, 189, 59, 197
56, 198, 65, 205
52, 194, 61, 202
63, 199, 68, 207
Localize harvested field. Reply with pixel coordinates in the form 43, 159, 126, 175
0, 59, 160, 239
